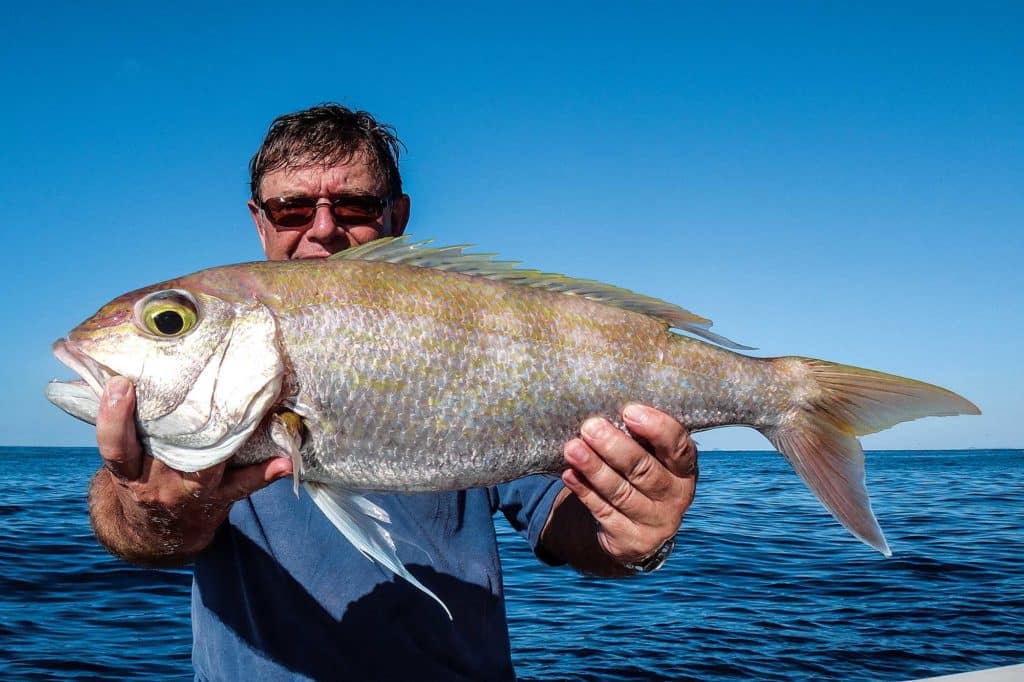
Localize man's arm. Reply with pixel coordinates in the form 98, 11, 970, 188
539, 404, 698, 577
89, 376, 292, 568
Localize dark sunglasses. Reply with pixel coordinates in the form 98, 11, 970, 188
259, 194, 391, 229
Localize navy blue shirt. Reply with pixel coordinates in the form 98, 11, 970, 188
191, 475, 563, 681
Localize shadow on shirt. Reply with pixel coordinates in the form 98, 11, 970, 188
192, 524, 517, 681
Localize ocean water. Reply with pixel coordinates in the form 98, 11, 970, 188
0, 447, 1020, 680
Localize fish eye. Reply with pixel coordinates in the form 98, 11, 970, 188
138, 292, 198, 337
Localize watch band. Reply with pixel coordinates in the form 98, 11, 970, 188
622, 536, 675, 574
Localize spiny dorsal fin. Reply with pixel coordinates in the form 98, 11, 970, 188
331, 236, 751, 349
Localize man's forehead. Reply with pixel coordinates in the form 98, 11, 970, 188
260, 154, 385, 195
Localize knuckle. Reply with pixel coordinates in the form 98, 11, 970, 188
592, 501, 617, 523
656, 419, 685, 447
679, 450, 699, 478
671, 485, 693, 517
663, 432, 698, 475
681, 433, 698, 457
673, 432, 691, 456
626, 451, 656, 482
658, 432, 686, 462
97, 440, 129, 465
608, 478, 637, 509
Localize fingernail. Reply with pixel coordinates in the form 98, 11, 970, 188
564, 440, 588, 466
623, 404, 646, 424
106, 376, 129, 405
581, 418, 605, 438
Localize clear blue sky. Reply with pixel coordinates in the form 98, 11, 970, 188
3, 2, 1020, 449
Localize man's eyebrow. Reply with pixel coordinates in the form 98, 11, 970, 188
263, 192, 312, 202
268, 190, 383, 200
329, 191, 383, 199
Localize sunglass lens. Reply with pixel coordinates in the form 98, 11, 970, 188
332, 200, 384, 226
271, 208, 316, 228
265, 198, 316, 228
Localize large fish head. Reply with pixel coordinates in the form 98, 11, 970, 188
47, 272, 285, 472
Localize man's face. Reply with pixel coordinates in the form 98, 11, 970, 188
248, 152, 410, 261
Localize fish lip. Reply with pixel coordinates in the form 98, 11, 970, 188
51, 338, 114, 398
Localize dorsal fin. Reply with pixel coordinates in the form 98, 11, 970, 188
331, 236, 752, 349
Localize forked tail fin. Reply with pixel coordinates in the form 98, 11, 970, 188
762, 358, 980, 556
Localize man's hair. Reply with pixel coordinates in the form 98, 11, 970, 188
249, 103, 404, 201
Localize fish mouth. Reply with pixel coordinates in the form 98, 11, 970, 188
44, 378, 100, 425
51, 338, 116, 398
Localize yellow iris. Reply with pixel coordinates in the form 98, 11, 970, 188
142, 297, 197, 337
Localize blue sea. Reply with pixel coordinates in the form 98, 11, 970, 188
1, 447, 1020, 680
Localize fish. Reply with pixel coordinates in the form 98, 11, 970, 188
47, 236, 979, 615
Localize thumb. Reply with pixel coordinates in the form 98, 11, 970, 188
96, 376, 142, 481
216, 457, 293, 504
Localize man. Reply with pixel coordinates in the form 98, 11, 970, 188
89, 104, 699, 680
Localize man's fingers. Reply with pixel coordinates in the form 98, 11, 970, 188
565, 432, 657, 519
562, 408, 698, 567
96, 376, 142, 481
560, 463, 627, 531
216, 457, 293, 505
577, 416, 676, 502
622, 404, 698, 481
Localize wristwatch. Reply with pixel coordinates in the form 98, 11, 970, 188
622, 536, 675, 574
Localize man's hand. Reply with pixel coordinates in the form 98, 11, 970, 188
89, 376, 292, 567
541, 404, 697, 576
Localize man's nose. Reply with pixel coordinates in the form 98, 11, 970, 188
306, 202, 337, 241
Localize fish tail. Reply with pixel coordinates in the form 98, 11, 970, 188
761, 357, 980, 556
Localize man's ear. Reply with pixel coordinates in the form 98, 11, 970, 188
390, 194, 411, 236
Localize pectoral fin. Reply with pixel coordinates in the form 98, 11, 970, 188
269, 411, 304, 496
305, 483, 453, 620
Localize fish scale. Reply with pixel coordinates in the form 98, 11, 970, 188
253, 259, 759, 491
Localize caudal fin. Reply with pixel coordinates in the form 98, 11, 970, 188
763, 358, 979, 556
